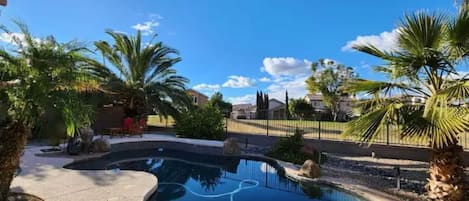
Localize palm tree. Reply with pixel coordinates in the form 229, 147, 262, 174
0, 22, 103, 200
343, 6, 469, 201
94, 30, 189, 120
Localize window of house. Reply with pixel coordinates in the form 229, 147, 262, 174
193, 96, 198, 104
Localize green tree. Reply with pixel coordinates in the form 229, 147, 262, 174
343, 6, 469, 200
95, 30, 190, 120
0, 22, 103, 200
207, 92, 232, 116
174, 104, 225, 140
306, 59, 356, 121
255, 91, 269, 119
289, 98, 314, 120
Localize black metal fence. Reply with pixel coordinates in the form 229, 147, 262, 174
226, 118, 469, 150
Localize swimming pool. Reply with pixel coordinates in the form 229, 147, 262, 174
66, 148, 365, 201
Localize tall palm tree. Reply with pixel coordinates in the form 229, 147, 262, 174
0, 22, 103, 200
343, 7, 469, 201
94, 30, 189, 120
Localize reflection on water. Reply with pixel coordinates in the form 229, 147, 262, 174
107, 155, 363, 201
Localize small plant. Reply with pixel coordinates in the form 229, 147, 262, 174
174, 104, 225, 140
266, 128, 325, 165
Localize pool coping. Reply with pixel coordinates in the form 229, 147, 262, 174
15, 134, 403, 201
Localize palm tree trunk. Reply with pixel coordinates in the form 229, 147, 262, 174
0, 122, 27, 200
426, 144, 467, 201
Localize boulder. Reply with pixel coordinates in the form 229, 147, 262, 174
299, 159, 321, 179
79, 126, 94, 153
223, 137, 241, 155
91, 138, 111, 153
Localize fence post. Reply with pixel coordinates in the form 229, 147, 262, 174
318, 120, 321, 140
225, 117, 228, 137
266, 110, 269, 136
386, 122, 390, 145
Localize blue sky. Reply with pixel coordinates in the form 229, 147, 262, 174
0, 0, 463, 104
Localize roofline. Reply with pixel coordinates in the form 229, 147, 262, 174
187, 89, 208, 98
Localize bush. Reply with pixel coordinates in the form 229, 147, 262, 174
174, 105, 225, 140
266, 128, 325, 165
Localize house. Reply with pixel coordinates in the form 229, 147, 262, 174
231, 98, 286, 120
267, 99, 286, 120
231, 104, 256, 119
304, 94, 355, 117
187, 89, 208, 106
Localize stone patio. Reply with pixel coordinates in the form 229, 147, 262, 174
10, 134, 224, 201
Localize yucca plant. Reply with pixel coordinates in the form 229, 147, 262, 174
343, 5, 469, 201
94, 30, 189, 120
0, 22, 104, 200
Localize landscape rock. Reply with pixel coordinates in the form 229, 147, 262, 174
79, 126, 94, 153
223, 137, 241, 155
299, 159, 321, 178
91, 138, 111, 153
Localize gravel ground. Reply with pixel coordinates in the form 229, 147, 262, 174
243, 145, 469, 201
322, 153, 469, 200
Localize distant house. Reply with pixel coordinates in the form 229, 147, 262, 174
187, 89, 208, 106
304, 94, 355, 118
231, 104, 256, 119
231, 98, 287, 120
267, 99, 286, 120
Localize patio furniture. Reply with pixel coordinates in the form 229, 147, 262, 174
109, 117, 133, 138
129, 118, 145, 137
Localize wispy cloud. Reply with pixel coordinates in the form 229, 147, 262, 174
222, 75, 256, 88
0, 32, 42, 46
259, 77, 271, 82
192, 83, 221, 95
342, 28, 400, 52
131, 14, 163, 36
228, 94, 256, 104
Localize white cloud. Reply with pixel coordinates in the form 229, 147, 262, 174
266, 75, 309, 101
149, 13, 164, 20
131, 14, 163, 36
192, 83, 221, 92
228, 94, 256, 105
131, 21, 160, 36
0, 32, 41, 46
259, 77, 271, 82
448, 71, 469, 80
342, 28, 400, 52
222, 75, 256, 88
261, 57, 312, 77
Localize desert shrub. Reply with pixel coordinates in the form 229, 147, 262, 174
174, 105, 225, 140
266, 128, 325, 164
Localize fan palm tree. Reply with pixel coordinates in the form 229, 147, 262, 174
0, 22, 103, 200
343, 6, 469, 201
94, 30, 189, 120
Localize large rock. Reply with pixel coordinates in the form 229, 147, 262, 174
299, 159, 321, 179
91, 138, 111, 153
223, 137, 241, 155
79, 126, 94, 153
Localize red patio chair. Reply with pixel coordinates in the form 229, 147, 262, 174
129, 118, 145, 137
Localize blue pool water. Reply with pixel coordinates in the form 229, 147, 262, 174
67, 149, 365, 201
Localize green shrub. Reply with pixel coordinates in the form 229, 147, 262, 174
266, 128, 325, 165
174, 105, 225, 140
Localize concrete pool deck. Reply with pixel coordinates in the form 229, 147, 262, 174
11, 134, 401, 201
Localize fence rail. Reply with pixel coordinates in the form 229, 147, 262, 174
145, 115, 469, 150
226, 118, 469, 150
